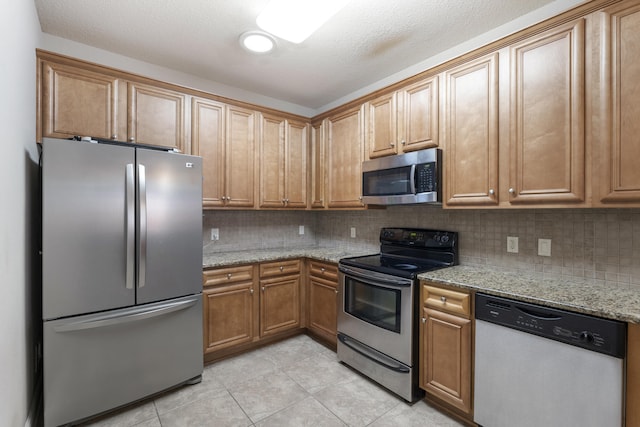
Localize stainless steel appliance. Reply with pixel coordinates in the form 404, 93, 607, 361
337, 227, 458, 402
361, 148, 441, 205
474, 293, 626, 427
41, 137, 204, 427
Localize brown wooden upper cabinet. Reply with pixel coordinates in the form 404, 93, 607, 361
594, 1, 640, 206
310, 121, 326, 208
506, 19, 586, 205
443, 52, 500, 207
259, 113, 308, 209
367, 76, 439, 159
326, 105, 366, 208
41, 61, 186, 152
41, 61, 126, 142
192, 98, 256, 208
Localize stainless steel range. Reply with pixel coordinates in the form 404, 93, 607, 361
337, 227, 458, 402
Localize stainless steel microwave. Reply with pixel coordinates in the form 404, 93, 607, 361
361, 148, 441, 205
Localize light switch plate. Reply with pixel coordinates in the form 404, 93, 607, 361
350, 227, 356, 238
507, 236, 519, 253
299, 225, 305, 235
211, 228, 219, 241
538, 238, 551, 257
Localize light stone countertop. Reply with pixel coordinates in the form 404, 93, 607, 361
419, 265, 640, 324
202, 246, 376, 269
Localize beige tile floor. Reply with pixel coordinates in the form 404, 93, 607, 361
80, 334, 465, 427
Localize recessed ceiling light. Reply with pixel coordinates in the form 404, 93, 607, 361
256, 0, 351, 44
239, 31, 276, 53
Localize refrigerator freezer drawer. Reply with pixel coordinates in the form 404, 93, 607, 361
43, 294, 203, 427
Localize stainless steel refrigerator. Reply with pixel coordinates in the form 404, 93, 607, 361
41, 137, 203, 427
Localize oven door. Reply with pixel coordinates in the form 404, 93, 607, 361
337, 264, 414, 365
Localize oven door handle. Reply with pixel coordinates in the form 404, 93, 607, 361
338, 334, 410, 373
339, 265, 413, 288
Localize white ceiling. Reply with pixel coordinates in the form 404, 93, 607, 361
35, 0, 573, 112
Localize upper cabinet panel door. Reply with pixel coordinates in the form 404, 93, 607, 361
368, 92, 397, 159
444, 53, 499, 207
284, 120, 308, 209
327, 105, 365, 208
310, 122, 326, 209
400, 76, 439, 152
42, 62, 125, 141
128, 82, 186, 152
508, 20, 585, 205
226, 106, 256, 208
596, 1, 640, 205
191, 98, 226, 208
259, 114, 286, 208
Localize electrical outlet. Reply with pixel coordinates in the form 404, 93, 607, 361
507, 236, 519, 253
299, 225, 305, 235
350, 227, 356, 238
210, 228, 219, 241
538, 238, 551, 256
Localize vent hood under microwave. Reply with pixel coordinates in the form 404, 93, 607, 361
361, 148, 442, 206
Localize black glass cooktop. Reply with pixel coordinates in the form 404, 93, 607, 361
339, 254, 449, 279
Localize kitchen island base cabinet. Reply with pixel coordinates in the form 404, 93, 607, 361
419, 283, 473, 421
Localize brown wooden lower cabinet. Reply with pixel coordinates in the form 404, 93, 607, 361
307, 261, 339, 346
259, 272, 301, 337
419, 283, 473, 420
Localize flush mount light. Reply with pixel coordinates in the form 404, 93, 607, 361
239, 31, 276, 53
256, 0, 351, 44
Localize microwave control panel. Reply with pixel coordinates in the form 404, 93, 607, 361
416, 163, 436, 192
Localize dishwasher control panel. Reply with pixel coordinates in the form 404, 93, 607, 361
475, 293, 626, 358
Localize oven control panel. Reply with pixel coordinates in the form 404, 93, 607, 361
380, 227, 457, 248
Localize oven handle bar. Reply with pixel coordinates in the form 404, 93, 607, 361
338, 333, 410, 373
339, 265, 413, 287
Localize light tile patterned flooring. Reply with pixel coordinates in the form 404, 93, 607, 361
80, 335, 465, 427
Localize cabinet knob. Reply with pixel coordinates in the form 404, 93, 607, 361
421, 317, 426, 323
227, 273, 232, 279
321, 268, 325, 273
261, 286, 265, 292
390, 142, 395, 147
129, 137, 135, 142
335, 289, 338, 294
279, 266, 284, 272
440, 296, 447, 303
282, 199, 286, 205
401, 140, 406, 146
489, 189, 495, 195
250, 288, 254, 294
111, 135, 117, 140
508, 188, 515, 194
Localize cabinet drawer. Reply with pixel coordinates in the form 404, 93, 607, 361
423, 284, 470, 318
309, 261, 338, 281
203, 265, 254, 287
260, 259, 301, 278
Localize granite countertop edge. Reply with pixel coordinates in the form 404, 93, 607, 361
418, 265, 640, 324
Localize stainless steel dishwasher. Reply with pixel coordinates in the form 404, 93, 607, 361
474, 293, 626, 427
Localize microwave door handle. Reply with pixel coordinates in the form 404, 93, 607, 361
409, 164, 417, 194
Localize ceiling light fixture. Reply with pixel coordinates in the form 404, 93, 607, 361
239, 31, 276, 53
256, 0, 351, 44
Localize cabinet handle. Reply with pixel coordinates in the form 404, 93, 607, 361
421, 317, 426, 323
227, 273, 232, 279
129, 137, 135, 142
440, 296, 447, 303
508, 188, 515, 194
489, 189, 495, 195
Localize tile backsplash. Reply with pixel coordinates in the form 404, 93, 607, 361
203, 207, 640, 289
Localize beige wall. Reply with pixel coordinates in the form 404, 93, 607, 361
0, 1, 43, 426
204, 207, 640, 289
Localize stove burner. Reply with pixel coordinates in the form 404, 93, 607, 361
393, 263, 418, 270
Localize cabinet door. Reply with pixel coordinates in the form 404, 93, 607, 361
203, 281, 256, 354
400, 76, 439, 152
260, 275, 300, 337
308, 276, 338, 345
596, 2, 640, 205
327, 105, 365, 208
128, 82, 186, 151
226, 106, 256, 207
508, 20, 585, 204
310, 121, 326, 208
284, 119, 308, 208
368, 92, 398, 158
259, 114, 286, 208
41, 62, 126, 141
444, 53, 499, 206
192, 98, 225, 208
420, 307, 472, 415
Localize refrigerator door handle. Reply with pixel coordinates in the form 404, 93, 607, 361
125, 164, 135, 290
53, 297, 198, 332
138, 164, 147, 289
